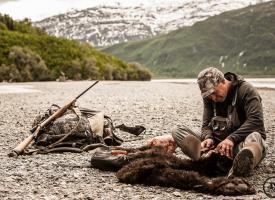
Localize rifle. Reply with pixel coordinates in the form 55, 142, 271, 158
8, 80, 99, 157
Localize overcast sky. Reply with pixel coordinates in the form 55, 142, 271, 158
0, 0, 187, 21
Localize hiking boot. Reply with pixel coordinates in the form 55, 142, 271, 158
229, 142, 263, 177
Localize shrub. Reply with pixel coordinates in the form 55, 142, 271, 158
103, 64, 114, 80
127, 62, 152, 81
0, 64, 20, 82
7, 46, 50, 81
81, 57, 100, 80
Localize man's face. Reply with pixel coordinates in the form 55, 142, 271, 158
209, 82, 228, 102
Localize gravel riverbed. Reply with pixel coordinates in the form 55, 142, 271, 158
0, 81, 274, 200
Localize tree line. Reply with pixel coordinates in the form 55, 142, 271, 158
0, 14, 152, 82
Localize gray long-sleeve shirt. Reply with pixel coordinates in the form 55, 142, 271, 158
201, 72, 266, 144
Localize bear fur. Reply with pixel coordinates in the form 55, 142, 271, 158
112, 147, 256, 196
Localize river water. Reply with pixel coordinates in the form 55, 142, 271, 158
0, 84, 41, 94
152, 78, 275, 89
0, 78, 275, 94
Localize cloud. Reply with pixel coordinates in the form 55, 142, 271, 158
0, 0, 74, 20
0, 0, 19, 5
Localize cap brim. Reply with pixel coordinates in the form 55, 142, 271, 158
201, 88, 215, 98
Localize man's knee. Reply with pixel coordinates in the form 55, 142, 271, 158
244, 132, 263, 144
244, 131, 266, 158
171, 126, 182, 145
171, 125, 202, 145
171, 125, 201, 160
171, 126, 180, 139
171, 126, 190, 142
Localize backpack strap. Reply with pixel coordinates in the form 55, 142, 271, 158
47, 106, 82, 148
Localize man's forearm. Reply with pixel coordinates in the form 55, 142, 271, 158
227, 119, 264, 144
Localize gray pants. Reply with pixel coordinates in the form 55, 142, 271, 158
234, 131, 267, 158
172, 125, 266, 158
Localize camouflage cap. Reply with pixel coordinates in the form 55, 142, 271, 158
197, 67, 225, 98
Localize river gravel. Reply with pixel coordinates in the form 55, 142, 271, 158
0, 81, 274, 200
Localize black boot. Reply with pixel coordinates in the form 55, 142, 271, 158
115, 124, 146, 136
90, 147, 130, 171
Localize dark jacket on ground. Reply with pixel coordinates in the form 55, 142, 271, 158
201, 72, 266, 144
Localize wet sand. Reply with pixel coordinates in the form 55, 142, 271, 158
0, 81, 274, 199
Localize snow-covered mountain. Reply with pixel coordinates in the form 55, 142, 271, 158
34, 0, 268, 47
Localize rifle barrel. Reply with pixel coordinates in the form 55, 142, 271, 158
75, 80, 99, 100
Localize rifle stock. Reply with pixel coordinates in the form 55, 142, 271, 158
8, 81, 99, 157
10, 127, 41, 157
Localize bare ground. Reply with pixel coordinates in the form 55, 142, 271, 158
0, 81, 274, 200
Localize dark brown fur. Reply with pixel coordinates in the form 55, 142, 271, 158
114, 146, 232, 176
114, 147, 256, 196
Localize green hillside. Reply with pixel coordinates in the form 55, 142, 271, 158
104, 1, 275, 78
0, 14, 151, 81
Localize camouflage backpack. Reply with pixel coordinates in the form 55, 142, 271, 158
31, 104, 123, 150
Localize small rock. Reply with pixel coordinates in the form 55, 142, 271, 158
237, 183, 248, 192
173, 191, 182, 197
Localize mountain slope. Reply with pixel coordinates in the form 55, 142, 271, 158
34, 0, 268, 47
0, 14, 151, 81
104, 1, 275, 77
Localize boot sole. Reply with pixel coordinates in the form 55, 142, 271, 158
232, 149, 254, 177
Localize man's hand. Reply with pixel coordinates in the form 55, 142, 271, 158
147, 135, 177, 153
217, 139, 234, 159
201, 138, 214, 151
